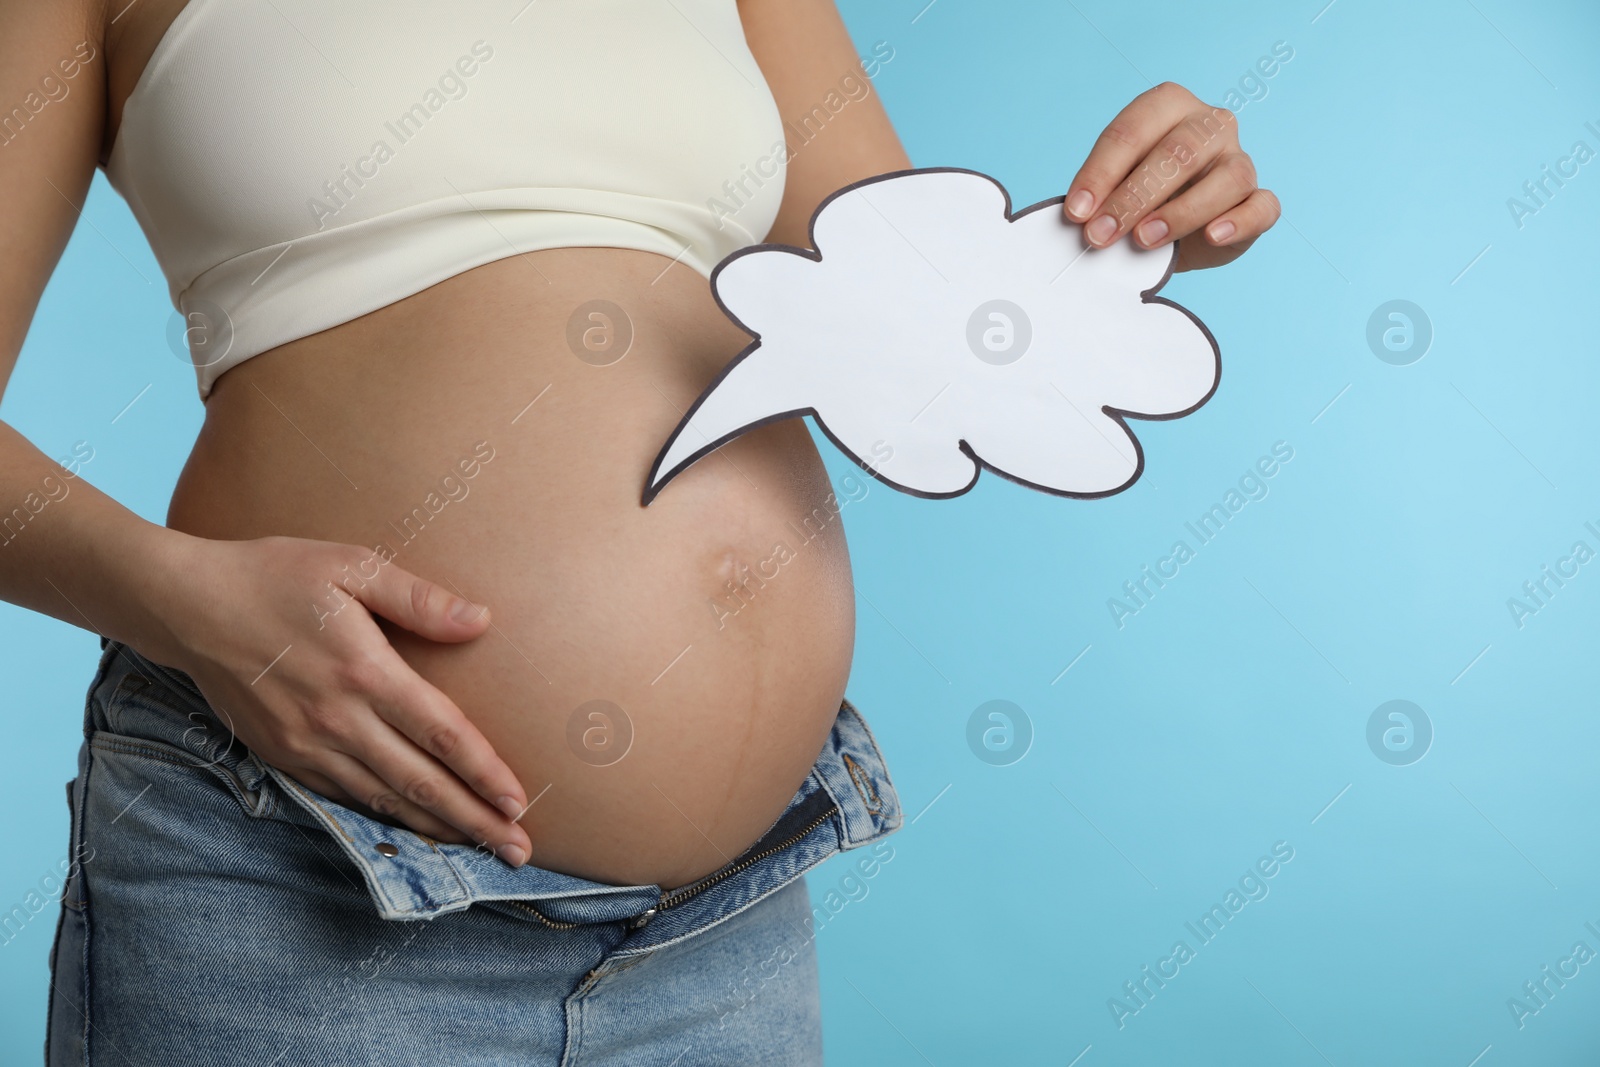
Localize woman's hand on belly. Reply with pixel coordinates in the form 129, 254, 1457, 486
141, 531, 536, 865
167, 247, 859, 888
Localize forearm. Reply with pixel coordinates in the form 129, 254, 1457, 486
0, 418, 193, 653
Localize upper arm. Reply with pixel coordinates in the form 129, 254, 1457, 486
737, 0, 910, 248
0, 0, 108, 399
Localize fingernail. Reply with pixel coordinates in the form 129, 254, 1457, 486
1085, 215, 1118, 245
1137, 218, 1169, 246
1208, 219, 1236, 243
450, 598, 486, 623
1066, 189, 1095, 219
499, 843, 527, 867
497, 795, 524, 820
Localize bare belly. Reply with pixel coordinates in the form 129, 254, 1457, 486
165, 247, 857, 889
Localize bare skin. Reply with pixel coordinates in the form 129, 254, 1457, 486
168, 248, 861, 888
1, 0, 1275, 889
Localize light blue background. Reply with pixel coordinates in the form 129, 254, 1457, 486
4, 0, 1598, 1063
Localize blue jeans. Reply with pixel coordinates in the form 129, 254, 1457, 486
47, 639, 901, 1065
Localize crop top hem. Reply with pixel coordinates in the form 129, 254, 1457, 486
184, 190, 756, 399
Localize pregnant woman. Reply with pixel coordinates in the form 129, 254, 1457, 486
5, 0, 1277, 1062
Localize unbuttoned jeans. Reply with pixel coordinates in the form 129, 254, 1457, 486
46, 638, 901, 1066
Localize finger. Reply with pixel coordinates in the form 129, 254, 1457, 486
1202, 187, 1281, 246
294, 758, 470, 846
349, 716, 532, 864
367, 661, 532, 822
1065, 82, 1205, 222
1081, 111, 1239, 249
1128, 151, 1258, 249
350, 560, 491, 643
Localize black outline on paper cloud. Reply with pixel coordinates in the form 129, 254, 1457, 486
641, 166, 1221, 506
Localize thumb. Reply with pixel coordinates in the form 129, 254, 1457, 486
349, 563, 491, 642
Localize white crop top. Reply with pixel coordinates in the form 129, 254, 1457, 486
103, 0, 789, 397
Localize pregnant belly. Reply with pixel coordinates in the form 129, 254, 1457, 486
165, 247, 857, 889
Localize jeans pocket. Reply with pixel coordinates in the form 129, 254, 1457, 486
96, 663, 283, 821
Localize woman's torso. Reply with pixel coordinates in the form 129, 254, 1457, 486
101, 0, 858, 889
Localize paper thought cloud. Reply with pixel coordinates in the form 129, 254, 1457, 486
643, 168, 1220, 505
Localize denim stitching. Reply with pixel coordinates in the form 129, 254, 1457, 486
77, 738, 99, 1061
275, 773, 357, 845
91, 736, 201, 770
271, 774, 430, 916
841, 753, 884, 815
610, 861, 824, 961
89, 736, 272, 822
838, 699, 903, 830
269, 770, 478, 918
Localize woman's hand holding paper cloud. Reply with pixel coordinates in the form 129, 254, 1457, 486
1064, 81, 1281, 272
644, 170, 1219, 505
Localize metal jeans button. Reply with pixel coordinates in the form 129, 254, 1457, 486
375, 842, 400, 858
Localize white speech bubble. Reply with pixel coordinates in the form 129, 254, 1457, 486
642, 168, 1220, 505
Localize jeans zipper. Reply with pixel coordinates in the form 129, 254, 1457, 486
508, 802, 839, 930
655, 804, 838, 911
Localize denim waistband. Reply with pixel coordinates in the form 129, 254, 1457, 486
89, 638, 902, 951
